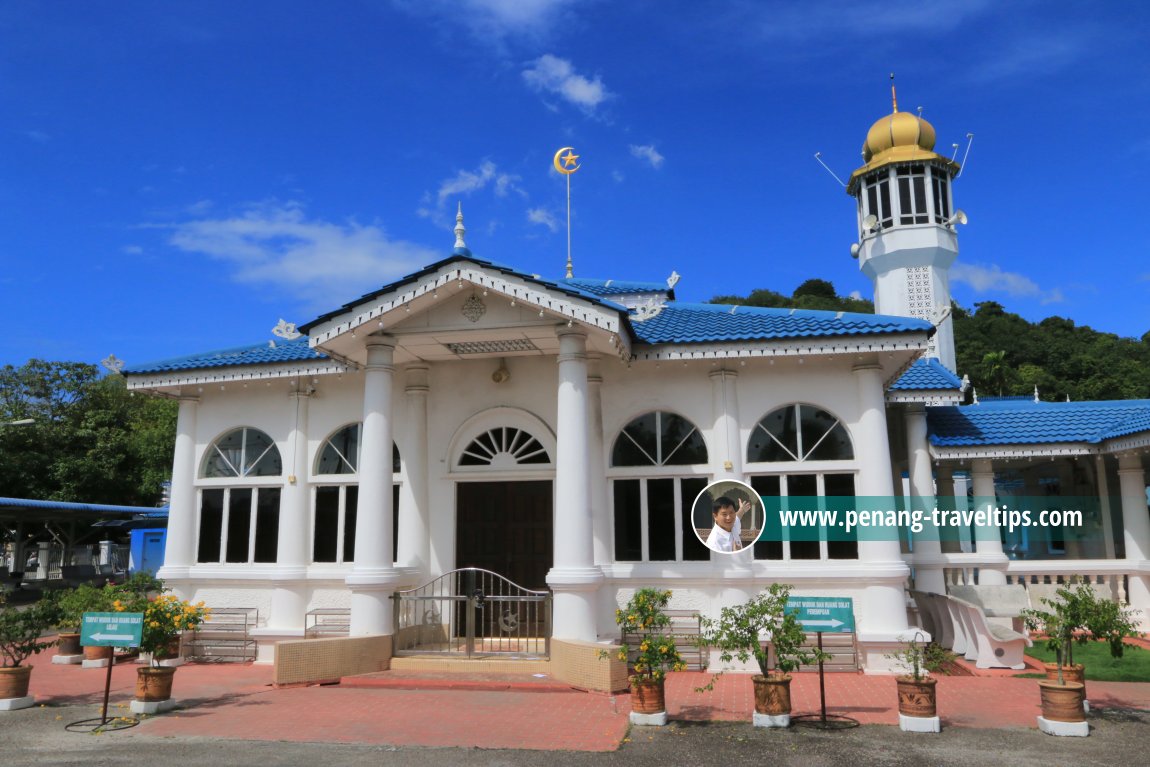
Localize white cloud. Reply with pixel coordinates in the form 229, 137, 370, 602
951, 262, 1064, 304
122, 245, 144, 255
629, 144, 665, 169
522, 54, 610, 113
418, 161, 523, 225
396, 0, 578, 42
848, 290, 863, 300
612, 170, 625, 183
24, 130, 50, 143
527, 207, 559, 232
168, 202, 437, 307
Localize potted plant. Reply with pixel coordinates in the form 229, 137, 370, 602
1021, 590, 1087, 734
56, 583, 112, 662
612, 588, 687, 725
113, 592, 209, 712
0, 593, 61, 709
697, 582, 826, 728
887, 631, 951, 732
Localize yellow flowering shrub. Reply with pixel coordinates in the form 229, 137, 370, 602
614, 588, 686, 682
115, 590, 210, 665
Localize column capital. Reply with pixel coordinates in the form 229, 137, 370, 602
971, 457, 994, 476
1118, 453, 1146, 473
176, 394, 200, 405
708, 367, 738, 381
404, 363, 430, 393
365, 336, 396, 371
556, 327, 588, 363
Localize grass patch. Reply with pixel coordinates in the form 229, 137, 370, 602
1025, 641, 1150, 682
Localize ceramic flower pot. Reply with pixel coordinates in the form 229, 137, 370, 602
1038, 680, 1086, 723
135, 666, 177, 702
896, 675, 937, 718
0, 666, 33, 699
57, 633, 82, 656
630, 677, 666, 714
83, 645, 114, 662
752, 673, 792, 716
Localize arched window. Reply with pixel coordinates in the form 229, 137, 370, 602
201, 427, 282, 478
747, 405, 853, 463
747, 405, 856, 563
315, 423, 401, 475
459, 427, 549, 468
610, 411, 709, 563
197, 428, 281, 565
312, 423, 401, 564
611, 411, 708, 467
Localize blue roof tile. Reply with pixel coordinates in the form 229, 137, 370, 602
629, 303, 933, 344
927, 399, 1150, 446
563, 278, 672, 298
124, 337, 327, 375
890, 358, 964, 391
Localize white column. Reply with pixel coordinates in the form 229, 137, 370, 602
268, 388, 311, 632
398, 364, 430, 576
709, 368, 742, 479
587, 356, 611, 566
347, 338, 400, 635
971, 458, 1007, 584
905, 405, 944, 593
1118, 453, 1150, 622
1095, 455, 1117, 560
159, 394, 199, 581
852, 360, 911, 638
546, 328, 603, 642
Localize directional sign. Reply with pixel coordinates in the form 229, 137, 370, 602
786, 596, 855, 634
81, 612, 144, 647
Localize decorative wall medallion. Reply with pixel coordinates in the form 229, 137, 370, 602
461, 294, 486, 323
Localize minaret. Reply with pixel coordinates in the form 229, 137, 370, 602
847, 84, 963, 371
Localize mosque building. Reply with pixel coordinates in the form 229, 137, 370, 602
124, 95, 1150, 679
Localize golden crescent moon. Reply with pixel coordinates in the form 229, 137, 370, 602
553, 146, 580, 174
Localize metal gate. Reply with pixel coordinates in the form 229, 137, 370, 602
392, 568, 551, 658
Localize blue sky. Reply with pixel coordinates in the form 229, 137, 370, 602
2, 1, 1148, 370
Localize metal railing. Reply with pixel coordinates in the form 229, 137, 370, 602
392, 568, 551, 658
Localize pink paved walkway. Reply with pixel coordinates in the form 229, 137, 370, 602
21, 647, 1150, 751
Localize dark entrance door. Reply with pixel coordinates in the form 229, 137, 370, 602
455, 480, 553, 590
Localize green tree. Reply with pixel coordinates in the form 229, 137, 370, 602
0, 360, 176, 505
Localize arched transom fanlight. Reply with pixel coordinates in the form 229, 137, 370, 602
611, 411, 708, 467
459, 427, 550, 468
201, 427, 282, 478
316, 423, 401, 475
748, 404, 854, 463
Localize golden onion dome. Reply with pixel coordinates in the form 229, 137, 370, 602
862, 110, 936, 162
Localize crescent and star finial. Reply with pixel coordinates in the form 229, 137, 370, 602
553, 146, 580, 174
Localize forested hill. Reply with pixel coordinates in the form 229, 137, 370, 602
710, 280, 1150, 402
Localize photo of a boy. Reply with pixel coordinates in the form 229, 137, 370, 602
705, 495, 752, 552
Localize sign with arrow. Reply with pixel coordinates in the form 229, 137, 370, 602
786, 596, 855, 634
81, 611, 144, 647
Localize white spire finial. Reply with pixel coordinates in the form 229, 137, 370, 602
454, 202, 467, 251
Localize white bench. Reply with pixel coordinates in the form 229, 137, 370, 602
914, 592, 953, 650
949, 584, 1029, 632
949, 596, 1031, 669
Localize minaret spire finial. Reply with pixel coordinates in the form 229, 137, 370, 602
890, 72, 898, 113
453, 202, 469, 253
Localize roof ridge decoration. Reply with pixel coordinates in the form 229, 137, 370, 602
272, 318, 302, 340
632, 297, 665, 322
453, 203, 471, 256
